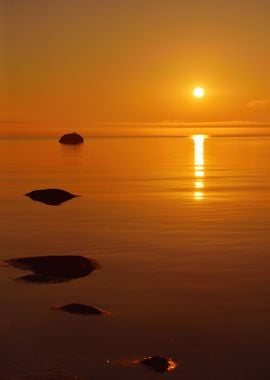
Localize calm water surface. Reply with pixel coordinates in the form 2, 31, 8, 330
1, 135, 270, 379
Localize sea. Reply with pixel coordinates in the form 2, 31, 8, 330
1, 128, 270, 379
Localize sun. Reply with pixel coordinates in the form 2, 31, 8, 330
193, 87, 205, 98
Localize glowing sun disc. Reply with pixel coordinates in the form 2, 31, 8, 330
193, 87, 205, 98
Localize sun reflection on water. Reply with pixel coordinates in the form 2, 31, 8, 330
192, 135, 208, 200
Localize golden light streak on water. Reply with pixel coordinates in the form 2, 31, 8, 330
192, 135, 208, 200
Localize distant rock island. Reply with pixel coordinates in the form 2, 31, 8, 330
25, 188, 78, 206
59, 132, 84, 145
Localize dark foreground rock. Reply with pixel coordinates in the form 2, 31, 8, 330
52, 303, 108, 316
25, 188, 78, 206
5, 255, 100, 283
59, 132, 84, 145
141, 356, 177, 373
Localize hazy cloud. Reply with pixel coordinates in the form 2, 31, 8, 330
97, 120, 270, 127
247, 99, 270, 109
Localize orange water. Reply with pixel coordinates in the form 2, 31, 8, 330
1, 135, 270, 379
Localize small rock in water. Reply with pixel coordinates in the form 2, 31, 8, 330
59, 132, 84, 145
52, 303, 107, 316
25, 188, 78, 206
106, 356, 177, 373
5, 255, 99, 283
141, 356, 177, 373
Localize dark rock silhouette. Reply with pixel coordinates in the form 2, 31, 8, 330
140, 356, 177, 373
59, 132, 84, 145
5, 255, 100, 283
25, 188, 78, 206
51, 303, 108, 316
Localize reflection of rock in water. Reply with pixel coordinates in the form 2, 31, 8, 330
16, 274, 69, 284
25, 189, 78, 206
141, 356, 177, 373
5, 255, 100, 283
59, 132, 84, 145
51, 303, 108, 316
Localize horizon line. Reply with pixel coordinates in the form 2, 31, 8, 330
0, 120, 270, 128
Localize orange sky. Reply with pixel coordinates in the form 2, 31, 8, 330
1, 0, 270, 133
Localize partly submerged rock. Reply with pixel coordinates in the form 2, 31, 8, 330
106, 356, 177, 373
59, 132, 84, 145
52, 303, 108, 316
5, 255, 100, 283
25, 188, 78, 206
140, 356, 177, 373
